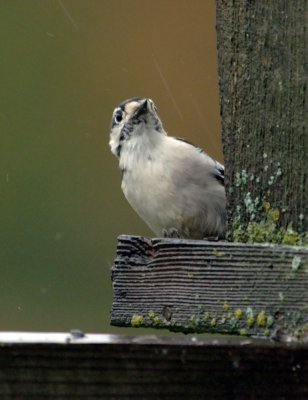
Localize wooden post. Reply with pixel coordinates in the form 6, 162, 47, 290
216, 1, 307, 242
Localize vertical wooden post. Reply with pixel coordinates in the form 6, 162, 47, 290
216, 1, 307, 243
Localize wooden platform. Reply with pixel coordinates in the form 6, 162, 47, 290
111, 235, 308, 341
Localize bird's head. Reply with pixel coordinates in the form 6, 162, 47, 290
109, 98, 164, 158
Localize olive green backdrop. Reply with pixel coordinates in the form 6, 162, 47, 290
1, 0, 222, 333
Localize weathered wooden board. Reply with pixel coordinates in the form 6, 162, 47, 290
0, 332, 307, 399
216, 0, 307, 236
111, 235, 308, 341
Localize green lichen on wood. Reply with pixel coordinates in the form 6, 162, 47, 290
246, 307, 255, 328
210, 318, 217, 328
229, 167, 307, 245
246, 316, 255, 328
127, 304, 305, 341
152, 316, 161, 326
160, 307, 280, 338
232, 195, 307, 245
291, 256, 302, 271
131, 314, 145, 327
256, 311, 267, 327
266, 315, 274, 328
148, 310, 156, 319
203, 312, 210, 321
294, 324, 308, 341
234, 309, 243, 320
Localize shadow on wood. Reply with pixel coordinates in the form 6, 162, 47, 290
111, 235, 308, 342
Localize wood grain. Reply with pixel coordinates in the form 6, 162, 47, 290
0, 333, 307, 399
111, 235, 308, 341
216, 0, 307, 236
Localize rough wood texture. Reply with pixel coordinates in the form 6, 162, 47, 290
0, 332, 307, 399
216, 1, 307, 240
111, 235, 308, 341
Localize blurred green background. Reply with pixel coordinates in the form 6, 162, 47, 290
1, 0, 222, 333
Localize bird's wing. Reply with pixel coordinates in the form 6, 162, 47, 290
175, 137, 225, 186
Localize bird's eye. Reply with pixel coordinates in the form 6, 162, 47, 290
114, 110, 123, 123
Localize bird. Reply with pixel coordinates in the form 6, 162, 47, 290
109, 97, 226, 240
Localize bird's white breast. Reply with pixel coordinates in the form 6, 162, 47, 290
120, 133, 179, 234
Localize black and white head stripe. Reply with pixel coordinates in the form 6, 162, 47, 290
110, 99, 140, 157
111, 97, 163, 137
118, 97, 143, 109
115, 121, 135, 157
110, 97, 145, 129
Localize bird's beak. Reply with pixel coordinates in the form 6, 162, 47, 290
135, 99, 148, 117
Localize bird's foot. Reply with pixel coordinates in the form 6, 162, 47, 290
162, 228, 180, 238
203, 235, 227, 242
203, 236, 220, 241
